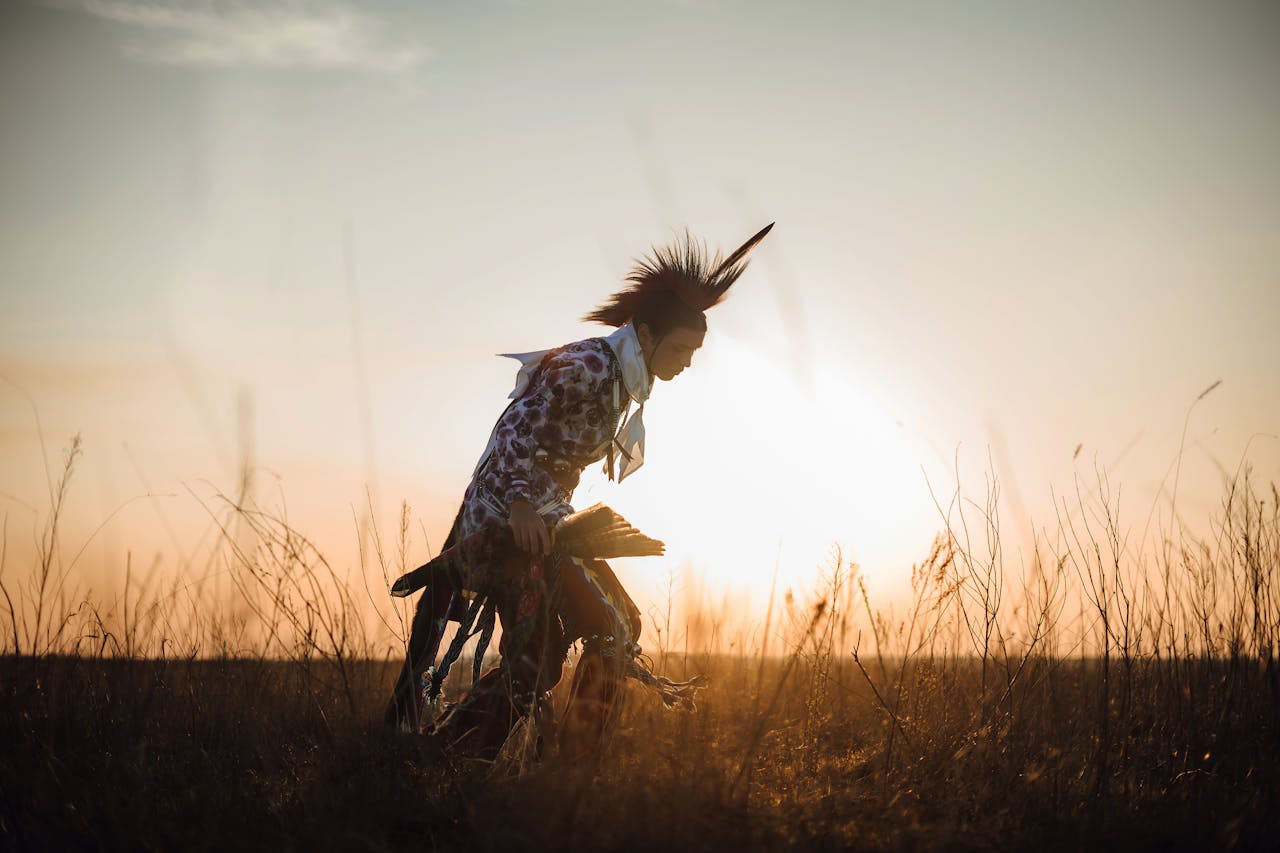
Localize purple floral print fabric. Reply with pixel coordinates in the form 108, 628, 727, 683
458, 337, 622, 546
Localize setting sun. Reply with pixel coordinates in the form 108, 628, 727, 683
3, 1, 1278, 847
572, 331, 937, 624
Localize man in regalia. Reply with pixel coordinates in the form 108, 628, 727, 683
386, 224, 773, 757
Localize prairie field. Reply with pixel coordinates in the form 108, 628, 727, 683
3, 650, 1278, 851
4, 2, 1279, 849
2, 448, 1278, 851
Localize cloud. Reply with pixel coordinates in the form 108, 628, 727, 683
65, 0, 425, 72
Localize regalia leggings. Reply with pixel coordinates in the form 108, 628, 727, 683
388, 544, 636, 757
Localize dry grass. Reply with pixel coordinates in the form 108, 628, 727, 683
2, 437, 1278, 850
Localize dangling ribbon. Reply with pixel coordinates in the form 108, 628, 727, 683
600, 323, 651, 482
612, 402, 645, 481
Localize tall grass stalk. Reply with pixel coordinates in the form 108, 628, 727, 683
2, 437, 1277, 849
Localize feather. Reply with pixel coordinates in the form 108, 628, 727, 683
712, 222, 774, 281
554, 503, 665, 559
390, 504, 664, 599
583, 224, 774, 326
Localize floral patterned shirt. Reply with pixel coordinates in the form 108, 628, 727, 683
459, 337, 624, 541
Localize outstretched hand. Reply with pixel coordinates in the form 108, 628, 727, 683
508, 500, 554, 556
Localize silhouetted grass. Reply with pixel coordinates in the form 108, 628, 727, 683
3, 652, 1276, 850
2, 431, 1278, 850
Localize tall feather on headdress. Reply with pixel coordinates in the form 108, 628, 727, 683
584, 222, 774, 327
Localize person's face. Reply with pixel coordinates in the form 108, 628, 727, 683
637, 324, 705, 381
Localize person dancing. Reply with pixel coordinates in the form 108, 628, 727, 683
386, 223, 773, 758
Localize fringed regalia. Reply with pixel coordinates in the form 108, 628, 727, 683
386, 224, 772, 758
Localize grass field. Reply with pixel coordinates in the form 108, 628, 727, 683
2, 441, 1278, 850
3, 651, 1276, 850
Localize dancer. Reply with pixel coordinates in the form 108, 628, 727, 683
386, 224, 773, 757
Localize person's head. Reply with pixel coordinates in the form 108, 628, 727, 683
582, 224, 773, 380
634, 289, 707, 381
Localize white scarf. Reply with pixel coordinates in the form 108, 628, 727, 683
475, 323, 651, 482
599, 323, 650, 481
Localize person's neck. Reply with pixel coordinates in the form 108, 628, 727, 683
638, 329, 663, 381
639, 341, 655, 379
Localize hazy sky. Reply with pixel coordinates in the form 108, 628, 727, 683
2, 0, 1278, 632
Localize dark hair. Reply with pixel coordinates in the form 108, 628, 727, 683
583, 224, 773, 328
631, 288, 707, 338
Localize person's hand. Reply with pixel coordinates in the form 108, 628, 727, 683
508, 500, 554, 556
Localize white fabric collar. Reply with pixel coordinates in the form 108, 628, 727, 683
600, 322, 651, 406
600, 323, 650, 481
500, 323, 651, 403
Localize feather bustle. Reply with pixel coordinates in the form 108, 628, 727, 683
553, 503, 665, 559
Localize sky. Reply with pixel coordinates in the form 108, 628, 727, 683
2, 0, 1278, 649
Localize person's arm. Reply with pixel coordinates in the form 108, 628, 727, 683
490, 348, 600, 554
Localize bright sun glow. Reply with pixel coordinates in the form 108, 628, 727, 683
573, 333, 939, 626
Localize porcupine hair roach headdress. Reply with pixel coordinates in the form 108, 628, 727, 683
583, 223, 775, 329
